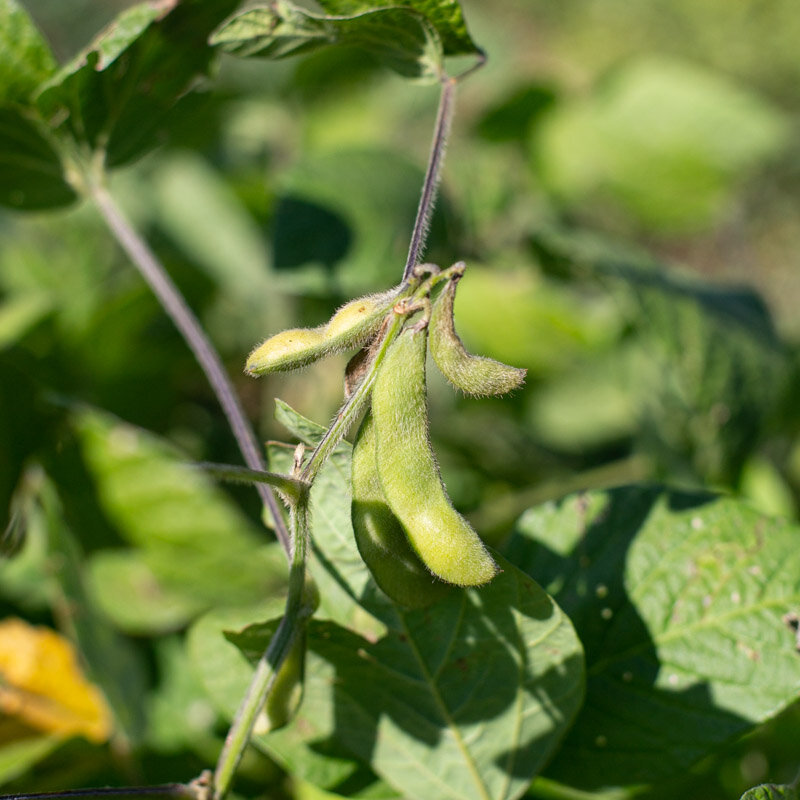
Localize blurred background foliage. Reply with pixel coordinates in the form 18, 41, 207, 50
1, 0, 799, 798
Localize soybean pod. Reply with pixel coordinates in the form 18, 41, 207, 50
246, 288, 399, 376
371, 325, 498, 587
429, 275, 526, 396
351, 411, 451, 608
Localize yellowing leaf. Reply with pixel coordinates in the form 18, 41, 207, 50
0, 618, 112, 743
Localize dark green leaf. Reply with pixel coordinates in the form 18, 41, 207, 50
35, 472, 149, 744
0, 731, 61, 786
740, 782, 800, 800
0, 107, 75, 209
211, 2, 444, 81
532, 228, 790, 484
0, 0, 57, 105
35, 0, 238, 167
316, 0, 479, 56
506, 486, 800, 793
72, 408, 287, 630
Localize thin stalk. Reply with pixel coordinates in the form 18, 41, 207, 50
0, 786, 197, 800
212, 496, 311, 800
88, 181, 290, 557
401, 76, 457, 284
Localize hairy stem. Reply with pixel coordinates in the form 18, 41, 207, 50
88, 181, 290, 557
212, 496, 311, 800
401, 76, 457, 284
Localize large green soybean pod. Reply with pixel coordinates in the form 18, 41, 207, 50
245, 288, 398, 375
372, 325, 499, 586
429, 277, 526, 396
351, 412, 451, 608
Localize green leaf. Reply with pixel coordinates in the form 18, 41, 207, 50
536, 57, 789, 233
35, 472, 149, 744
506, 486, 800, 793
36, 0, 238, 167
316, 0, 479, 56
0, 0, 57, 105
0, 730, 61, 787
258, 401, 585, 800
72, 408, 287, 627
532, 228, 790, 485
227, 561, 584, 800
740, 782, 800, 800
0, 107, 76, 209
188, 604, 374, 793
87, 549, 206, 635
211, 1, 445, 81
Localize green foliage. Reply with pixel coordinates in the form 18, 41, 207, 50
507, 486, 800, 793
1, 0, 800, 798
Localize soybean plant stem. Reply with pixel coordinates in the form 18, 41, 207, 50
212, 496, 311, 800
401, 76, 457, 284
88, 181, 291, 557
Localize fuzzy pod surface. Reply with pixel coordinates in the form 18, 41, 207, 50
429, 278, 526, 396
246, 289, 398, 375
371, 325, 498, 586
351, 411, 451, 608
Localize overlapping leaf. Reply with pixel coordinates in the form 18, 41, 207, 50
192, 401, 585, 800
212, 0, 481, 81
741, 782, 800, 800
0, 0, 57, 105
35, 0, 239, 167
506, 486, 800, 793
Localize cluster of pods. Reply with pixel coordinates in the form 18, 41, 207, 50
246, 263, 525, 608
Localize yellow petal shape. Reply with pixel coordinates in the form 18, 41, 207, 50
0, 618, 112, 743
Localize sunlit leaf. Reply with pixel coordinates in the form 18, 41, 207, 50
740, 782, 800, 800
507, 486, 800, 793
0, 0, 57, 105
212, 2, 446, 81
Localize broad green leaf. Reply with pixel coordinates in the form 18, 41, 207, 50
211, 2, 444, 81
0, 0, 57, 105
536, 57, 789, 232
87, 549, 206, 635
741, 782, 800, 800
145, 636, 218, 754
36, 0, 238, 167
0, 293, 51, 348
188, 603, 375, 793
0, 107, 76, 209
258, 400, 585, 800
532, 228, 790, 485
225, 560, 584, 800
72, 408, 287, 621
0, 729, 61, 787
506, 486, 800, 793
316, 0, 479, 56
35, 473, 149, 744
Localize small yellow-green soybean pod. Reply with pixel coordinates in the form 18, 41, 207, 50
262, 626, 306, 732
351, 412, 451, 608
245, 288, 398, 376
430, 277, 526, 396
372, 326, 499, 587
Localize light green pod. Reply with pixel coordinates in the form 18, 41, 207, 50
351, 412, 451, 608
372, 326, 499, 587
246, 289, 398, 376
430, 278, 526, 396
262, 626, 305, 732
